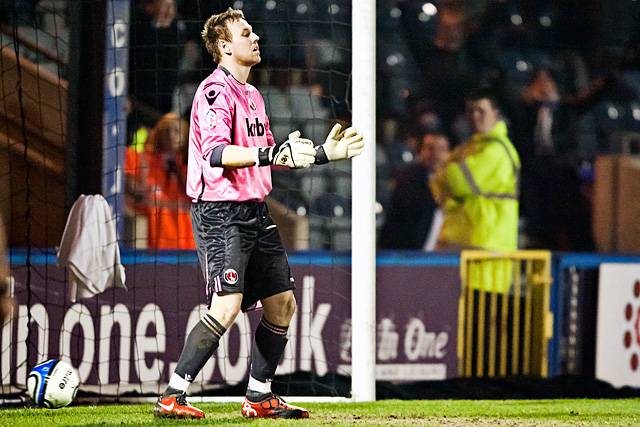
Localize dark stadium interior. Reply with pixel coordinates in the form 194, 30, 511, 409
2, 0, 640, 407
2, 0, 640, 251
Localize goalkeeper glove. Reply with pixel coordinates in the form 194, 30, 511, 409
314, 123, 364, 165
256, 131, 316, 169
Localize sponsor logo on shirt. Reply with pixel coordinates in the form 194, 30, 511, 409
224, 269, 239, 285
246, 117, 265, 137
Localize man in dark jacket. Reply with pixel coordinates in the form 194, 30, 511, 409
380, 132, 449, 249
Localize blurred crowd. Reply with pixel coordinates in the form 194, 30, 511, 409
4, 0, 640, 251
380, 0, 640, 251
123, 0, 640, 251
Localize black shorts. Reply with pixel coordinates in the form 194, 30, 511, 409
190, 201, 294, 312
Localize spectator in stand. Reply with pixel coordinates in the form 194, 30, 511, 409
515, 68, 597, 250
125, 112, 194, 249
400, 0, 478, 136
517, 68, 564, 248
518, 68, 562, 158
380, 132, 450, 250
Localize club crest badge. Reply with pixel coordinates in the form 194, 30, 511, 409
223, 269, 239, 285
249, 99, 257, 111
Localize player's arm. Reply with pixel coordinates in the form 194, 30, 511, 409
210, 131, 316, 169
200, 89, 315, 169
314, 123, 365, 165
217, 145, 258, 167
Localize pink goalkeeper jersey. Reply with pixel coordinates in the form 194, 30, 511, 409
186, 66, 276, 202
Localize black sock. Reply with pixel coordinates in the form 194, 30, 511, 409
163, 313, 226, 397
247, 317, 288, 398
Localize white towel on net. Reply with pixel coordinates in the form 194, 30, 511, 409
57, 194, 126, 301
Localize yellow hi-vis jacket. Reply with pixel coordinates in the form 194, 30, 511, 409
430, 121, 520, 294
431, 120, 520, 251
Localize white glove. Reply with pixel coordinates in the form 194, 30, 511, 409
256, 131, 316, 169
314, 124, 365, 164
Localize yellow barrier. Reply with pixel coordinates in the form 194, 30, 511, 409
457, 251, 553, 377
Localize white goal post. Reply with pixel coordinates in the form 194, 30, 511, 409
351, 0, 377, 402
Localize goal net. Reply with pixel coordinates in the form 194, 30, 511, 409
1, 0, 357, 400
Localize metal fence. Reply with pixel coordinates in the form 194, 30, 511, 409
458, 251, 553, 377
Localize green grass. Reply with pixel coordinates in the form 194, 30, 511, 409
1, 399, 639, 426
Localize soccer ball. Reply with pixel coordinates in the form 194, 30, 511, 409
27, 359, 80, 408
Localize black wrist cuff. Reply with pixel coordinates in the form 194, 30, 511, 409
258, 147, 272, 166
209, 145, 226, 167
314, 146, 330, 165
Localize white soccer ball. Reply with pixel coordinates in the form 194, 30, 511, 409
27, 359, 80, 408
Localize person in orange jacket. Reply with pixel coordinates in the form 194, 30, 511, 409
125, 112, 195, 249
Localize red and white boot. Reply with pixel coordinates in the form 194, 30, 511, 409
241, 393, 309, 419
154, 393, 205, 419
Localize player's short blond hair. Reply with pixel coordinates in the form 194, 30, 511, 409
201, 8, 245, 63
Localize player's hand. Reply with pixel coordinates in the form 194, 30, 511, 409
271, 131, 316, 169
315, 123, 364, 164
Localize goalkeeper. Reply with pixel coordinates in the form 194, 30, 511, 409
154, 8, 364, 420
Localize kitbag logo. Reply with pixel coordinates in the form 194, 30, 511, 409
246, 118, 265, 137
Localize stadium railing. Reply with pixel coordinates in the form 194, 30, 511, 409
458, 250, 553, 378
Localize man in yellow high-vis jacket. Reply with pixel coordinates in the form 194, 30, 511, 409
430, 89, 520, 292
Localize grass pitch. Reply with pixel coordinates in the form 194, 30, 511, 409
1, 399, 639, 426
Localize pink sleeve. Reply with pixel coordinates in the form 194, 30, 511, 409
265, 115, 276, 147
197, 86, 234, 160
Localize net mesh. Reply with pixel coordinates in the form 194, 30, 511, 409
1, 0, 354, 400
